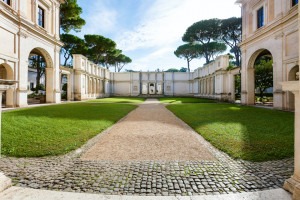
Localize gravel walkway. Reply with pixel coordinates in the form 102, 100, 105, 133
81, 99, 215, 161
0, 99, 294, 196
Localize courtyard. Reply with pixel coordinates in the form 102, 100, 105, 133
0, 98, 294, 197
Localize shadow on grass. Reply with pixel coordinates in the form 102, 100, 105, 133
159, 97, 215, 104
2, 103, 137, 157
87, 97, 146, 104
167, 103, 294, 162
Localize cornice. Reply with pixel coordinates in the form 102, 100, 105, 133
0, 3, 63, 47
240, 8, 298, 48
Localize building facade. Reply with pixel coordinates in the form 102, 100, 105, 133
0, 0, 64, 107
194, 55, 240, 102
238, 0, 299, 110
237, 0, 300, 198
67, 54, 239, 103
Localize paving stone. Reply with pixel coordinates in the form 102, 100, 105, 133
0, 132, 293, 197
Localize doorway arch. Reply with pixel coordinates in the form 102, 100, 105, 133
287, 65, 299, 110
27, 48, 53, 104
246, 49, 273, 106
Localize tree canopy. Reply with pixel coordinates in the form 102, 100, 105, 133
174, 43, 202, 72
60, 0, 86, 33
113, 54, 132, 72
255, 59, 273, 99
59, 2, 132, 71
165, 68, 179, 72
182, 18, 227, 64
182, 18, 221, 44
84, 34, 117, 66
82, 35, 132, 71
220, 17, 242, 67
60, 33, 86, 66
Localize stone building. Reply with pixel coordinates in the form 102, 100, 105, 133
238, 0, 299, 110
71, 54, 110, 100
194, 55, 240, 102
236, 0, 300, 198
68, 54, 239, 102
0, 0, 64, 107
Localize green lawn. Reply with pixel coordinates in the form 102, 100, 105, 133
2, 103, 136, 157
159, 97, 215, 104
167, 103, 294, 162
88, 97, 145, 104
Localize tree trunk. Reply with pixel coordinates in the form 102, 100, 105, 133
187, 59, 190, 72
35, 56, 41, 94
234, 49, 241, 67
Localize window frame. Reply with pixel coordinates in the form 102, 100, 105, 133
292, 0, 298, 7
38, 6, 45, 28
257, 6, 264, 29
2, 0, 10, 5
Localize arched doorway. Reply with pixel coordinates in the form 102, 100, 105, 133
288, 65, 299, 110
27, 48, 53, 105
247, 49, 273, 106
0, 63, 14, 107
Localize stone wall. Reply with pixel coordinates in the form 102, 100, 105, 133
239, 0, 299, 110
0, 0, 64, 107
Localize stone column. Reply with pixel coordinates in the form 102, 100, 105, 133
0, 82, 16, 192
284, 90, 300, 200
281, 81, 300, 200
246, 68, 255, 105
45, 68, 54, 103
67, 74, 72, 101
0, 90, 12, 191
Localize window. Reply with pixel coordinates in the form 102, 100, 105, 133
257, 7, 264, 29
38, 6, 45, 28
2, 0, 10, 5
292, 0, 298, 6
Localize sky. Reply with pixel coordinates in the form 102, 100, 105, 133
75, 0, 241, 72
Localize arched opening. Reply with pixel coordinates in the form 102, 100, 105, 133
234, 74, 241, 103
61, 74, 68, 101
27, 48, 53, 105
0, 63, 14, 107
288, 65, 299, 111
247, 49, 273, 106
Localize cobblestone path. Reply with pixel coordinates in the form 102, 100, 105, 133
0, 99, 294, 196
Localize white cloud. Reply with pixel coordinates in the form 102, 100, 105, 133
117, 0, 241, 52
79, 1, 117, 36
77, 0, 241, 71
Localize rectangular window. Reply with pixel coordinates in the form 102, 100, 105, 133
2, 0, 10, 5
38, 6, 45, 28
257, 7, 264, 29
292, 0, 298, 6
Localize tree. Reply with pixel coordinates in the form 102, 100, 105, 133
201, 42, 227, 62
179, 67, 188, 72
114, 54, 132, 72
165, 68, 179, 72
255, 59, 273, 99
102, 49, 122, 69
60, 33, 86, 66
84, 34, 117, 66
174, 43, 202, 72
182, 18, 226, 64
220, 17, 242, 67
28, 54, 46, 94
60, 0, 86, 33
125, 69, 137, 72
